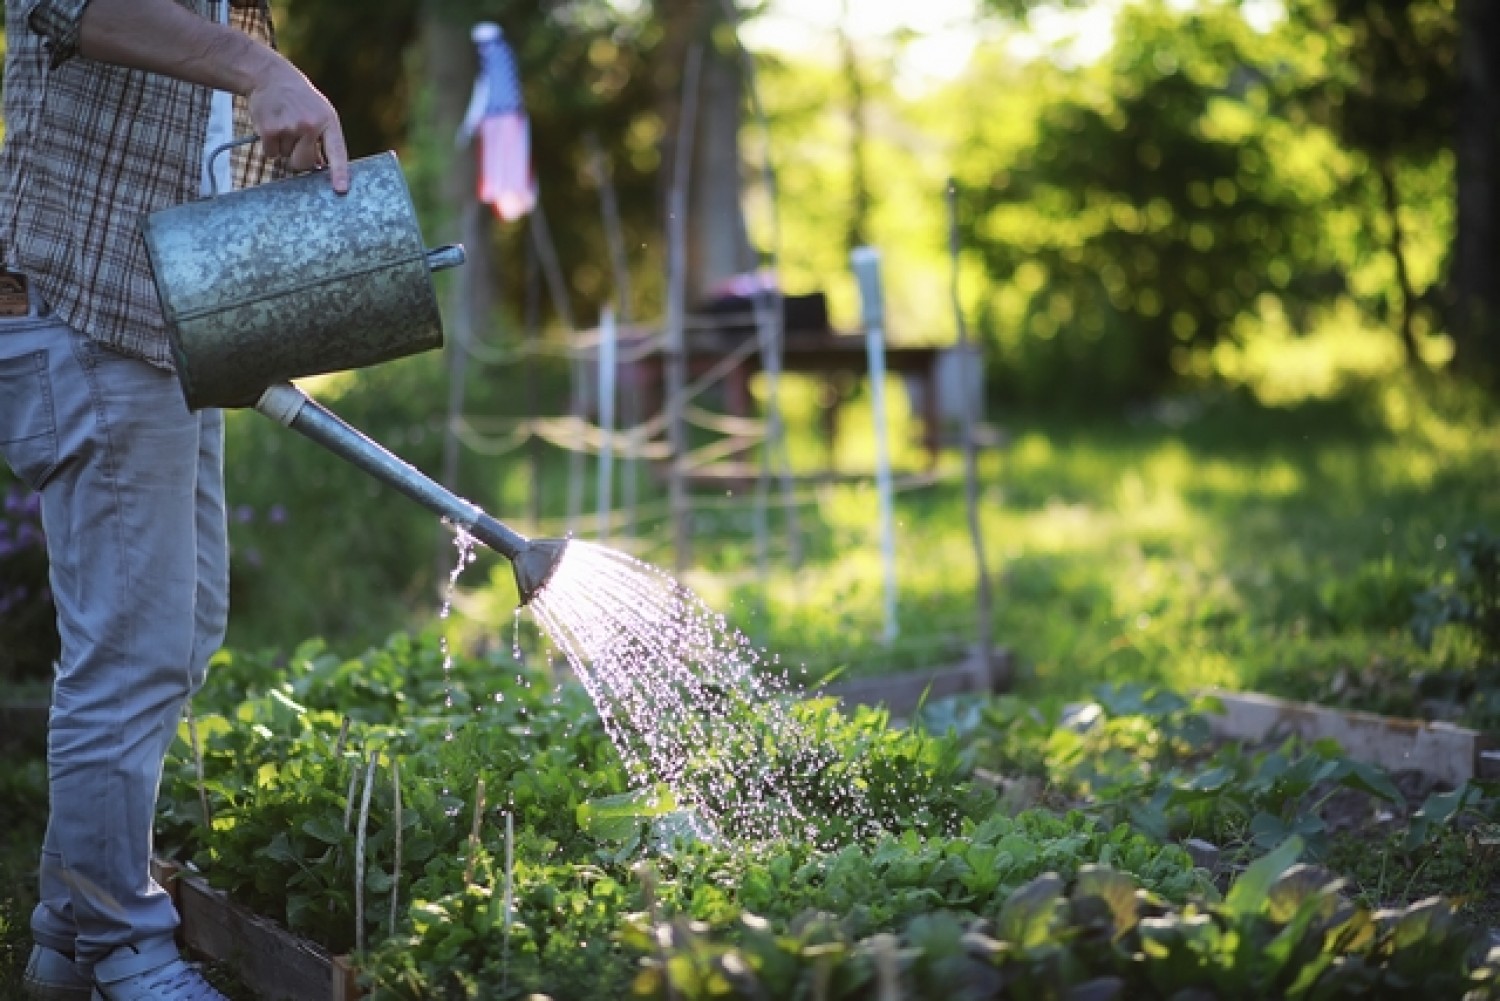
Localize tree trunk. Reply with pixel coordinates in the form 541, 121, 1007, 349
657, 0, 751, 304
1376, 156, 1422, 367
839, 0, 872, 255
419, 7, 493, 332
1453, 0, 1500, 380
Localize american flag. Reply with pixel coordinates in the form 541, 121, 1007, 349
458, 22, 535, 222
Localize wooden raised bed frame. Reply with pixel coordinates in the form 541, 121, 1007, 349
151, 859, 359, 1001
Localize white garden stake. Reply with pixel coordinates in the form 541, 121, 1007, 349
465, 777, 487, 885
389, 758, 403, 938
852, 246, 899, 644
185, 702, 211, 827
597, 305, 618, 542
354, 750, 378, 954
502, 811, 515, 991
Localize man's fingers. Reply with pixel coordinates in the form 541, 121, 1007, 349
261, 130, 295, 162
258, 121, 348, 193
287, 133, 322, 173
322, 120, 350, 195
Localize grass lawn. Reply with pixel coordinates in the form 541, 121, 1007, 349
565, 372, 1498, 725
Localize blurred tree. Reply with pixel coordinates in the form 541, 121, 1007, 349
837, 0, 873, 254
980, 0, 1495, 384
1281, 0, 1458, 367
1453, 0, 1500, 381
274, 0, 419, 158
274, 0, 752, 326
657, 0, 754, 302
958, 4, 1336, 406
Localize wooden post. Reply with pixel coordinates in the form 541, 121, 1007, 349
587, 135, 641, 539
718, 0, 802, 572
529, 205, 583, 534
947, 180, 993, 676
523, 231, 544, 527
440, 200, 488, 498
666, 43, 706, 575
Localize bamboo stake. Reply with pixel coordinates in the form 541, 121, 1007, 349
639, 862, 678, 1001
585, 134, 641, 539
332, 716, 350, 758
184, 702, 212, 829
342, 760, 360, 835
947, 179, 994, 676
501, 811, 514, 992
530, 203, 587, 536
597, 305, 618, 542
852, 247, 899, 643
464, 776, 487, 885
718, 0, 803, 572
566, 348, 589, 536
354, 750, 378, 954
585, 132, 635, 326
666, 42, 706, 575
523, 236, 544, 527
332, 737, 361, 917
389, 758, 402, 939
873, 932, 901, 1001
528, 202, 576, 332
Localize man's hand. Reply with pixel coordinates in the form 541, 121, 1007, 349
244, 59, 350, 193
77, 0, 350, 194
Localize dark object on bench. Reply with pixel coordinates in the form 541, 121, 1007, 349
697, 290, 829, 336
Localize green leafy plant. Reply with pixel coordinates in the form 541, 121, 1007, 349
625, 840, 1500, 1000
1413, 528, 1500, 665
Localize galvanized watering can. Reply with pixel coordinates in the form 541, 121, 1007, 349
143, 140, 461, 410
143, 142, 567, 604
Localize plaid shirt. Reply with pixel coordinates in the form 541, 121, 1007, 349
0, 0, 281, 369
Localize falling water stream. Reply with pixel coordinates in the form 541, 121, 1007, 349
528, 541, 876, 845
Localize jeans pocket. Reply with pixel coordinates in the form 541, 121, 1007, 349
0, 350, 60, 489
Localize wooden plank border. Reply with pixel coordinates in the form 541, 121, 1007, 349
1202, 689, 1495, 788
825, 647, 1013, 718
152, 859, 358, 1001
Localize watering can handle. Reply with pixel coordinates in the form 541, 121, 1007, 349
206, 135, 261, 198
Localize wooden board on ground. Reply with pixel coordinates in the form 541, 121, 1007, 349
1203, 688, 1494, 788
824, 648, 1013, 719
151, 860, 350, 1001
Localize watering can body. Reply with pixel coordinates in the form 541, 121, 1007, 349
143, 151, 449, 410
140, 149, 566, 604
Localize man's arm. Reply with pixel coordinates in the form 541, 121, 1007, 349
38, 0, 349, 192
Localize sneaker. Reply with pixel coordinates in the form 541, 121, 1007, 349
21, 945, 93, 1001
91, 944, 227, 1001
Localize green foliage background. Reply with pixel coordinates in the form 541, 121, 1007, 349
0, 0, 1491, 673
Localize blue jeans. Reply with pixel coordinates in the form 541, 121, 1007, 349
0, 300, 227, 977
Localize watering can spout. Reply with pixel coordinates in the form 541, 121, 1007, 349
255, 383, 568, 605
512, 537, 569, 605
